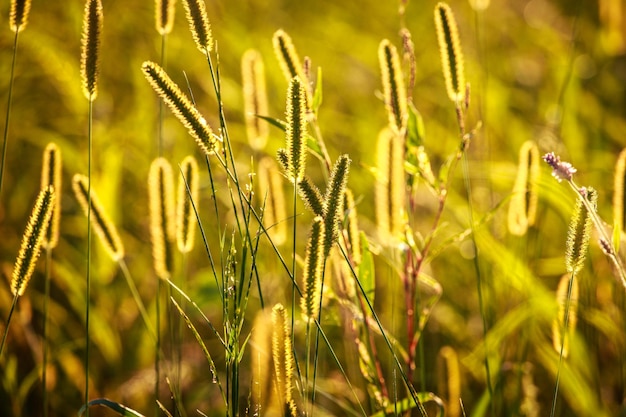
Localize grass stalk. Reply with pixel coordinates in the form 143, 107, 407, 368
43, 247, 52, 417
0, 30, 20, 202
0, 295, 18, 359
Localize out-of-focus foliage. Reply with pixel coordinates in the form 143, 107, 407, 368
0, 0, 625, 416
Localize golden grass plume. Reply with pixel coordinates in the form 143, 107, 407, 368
300, 216, 325, 322
155, 0, 176, 35
285, 76, 307, 183
176, 155, 199, 254
273, 29, 306, 85
149, 158, 175, 279
9, 0, 32, 32
271, 303, 297, 416
434, 2, 466, 103
378, 39, 407, 133
508, 140, 540, 236
613, 147, 626, 236
322, 154, 350, 257
552, 274, 579, 358
375, 128, 406, 239
40, 143, 62, 249
242, 49, 270, 151
181, 0, 212, 54
80, 0, 103, 101
565, 188, 596, 274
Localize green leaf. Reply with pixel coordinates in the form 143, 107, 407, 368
312, 66, 323, 113
307, 134, 325, 161
369, 393, 445, 417
78, 398, 146, 417
358, 232, 375, 303
406, 102, 425, 148
256, 115, 287, 131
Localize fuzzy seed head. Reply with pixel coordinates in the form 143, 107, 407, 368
300, 217, 325, 322
285, 76, 307, 183
176, 156, 199, 254
376, 128, 406, 239
181, 0, 212, 54
10, 0, 32, 32
552, 274, 579, 358
378, 39, 408, 132
80, 0, 103, 101
271, 304, 297, 416
149, 158, 176, 279
273, 29, 305, 84
242, 49, 270, 150
11, 187, 55, 297
142, 61, 219, 156
72, 174, 125, 261
297, 176, 324, 217
40, 143, 62, 249
434, 2, 466, 103
613, 148, 626, 235
155, 0, 176, 35
565, 188, 597, 274
344, 189, 362, 266
323, 155, 351, 257
508, 141, 540, 236
257, 157, 287, 246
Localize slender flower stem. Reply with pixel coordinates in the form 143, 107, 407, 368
0, 295, 19, 359
85, 98, 93, 417
43, 247, 52, 417
0, 30, 20, 205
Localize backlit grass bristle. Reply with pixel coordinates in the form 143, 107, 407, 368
142, 61, 218, 155
80, 0, 103, 101
149, 158, 175, 279
434, 2, 466, 103
242, 49, 269, 151
273, 29, 306, 85
257, 157, 287, 246
177, 155, 199, 254
300, 216, 325, 322
323, 154, 350, 257
285, 76, 307, 183
271, 303, 297, 416
72, 174, 125, 261
344, 189, 361, 265
552, 274, 579, 358
40, 143, 62, 249
508, 140, 540, 236
437, 346, 461, 417
297, 176, 324, 217
565, 188, 597, 274
375, 128, 406, 238
181, 0, 213, 54
155, 0, 176, 35
11, 186, 55, 297
9, 0, 32, 32
378, 39, 407, 133
612, 148, 626, 236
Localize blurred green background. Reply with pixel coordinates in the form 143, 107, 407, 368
0, 0, 625, 415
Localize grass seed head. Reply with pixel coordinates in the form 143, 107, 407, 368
9, 0, 32, 32
273, 29, 305, 84
613, 148, 626, 236
176, 156, 199, 254
552, 274, 579, 358
323, 155, 350, 257
271, 303, 297, 416
378, 39, 407, 132
434, 2, 466, 103
181, 0, 212, 54
40, 143, 62, 249
242, 49, 270, 150
344, 189, 361, 265
155, 0, 176, 35
565, 187, 597, 274
508, 141, 540, 236
149, 158, 175, 279
285, 76, 307, 183
300, 216, 325, 322
11, 187, 55, 297
80, 0, 103, 101
297, 176, 324, 217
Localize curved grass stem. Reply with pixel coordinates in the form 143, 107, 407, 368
0, 30, 20, 202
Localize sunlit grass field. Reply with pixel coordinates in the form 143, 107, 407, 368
1, 0, 625, 416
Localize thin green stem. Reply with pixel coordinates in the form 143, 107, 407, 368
43, 246, 52, 417
118, 258, 157, 340
0, 294, 19, 359
85, 98, 93, 417
0, 30, 20, 202
156, 274, 162, 416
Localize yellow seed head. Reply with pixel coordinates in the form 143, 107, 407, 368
242, 49, 270, 151
142, 61, 218, 155
181, 0, 213, 54
10, 0, 32, 32
323, 155, 350, 257
434, 2, 466, 103
437, 346, 461, 417
376, 128, 406, 239
271, 304, 297, 416
72, 174, 125, 261
378, 39, 408, 132
613, 148, 626, 235
11, 187, 55, 297
155, 0, 176, 35
80, 0, 103, 101
273, 29, 306, 84
285, 76, 307, 183
149, 158, 175, 279
552, 274, 579, 358
297, 176, 324, 217
251, 309, 274, 412
508, 141, 540, 236
257, 157, 287, 246
300, 217, 325, 322
40, 143, 62, 249
177, 156, 199, 254
565, 188, 597, 274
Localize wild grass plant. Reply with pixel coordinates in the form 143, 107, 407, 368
0, 0, 625, 416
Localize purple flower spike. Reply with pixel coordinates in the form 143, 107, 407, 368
542, 152, 577, 182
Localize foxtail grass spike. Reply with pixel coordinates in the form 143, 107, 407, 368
285, 76, 307, 183
273, 29, 306, 84
40, 143, 62, 249
376, 128, 405, 239
565, 188, 597, 274
242, 49, 270, 150
437, 346, 461, 417
181, 0, 212, 54
72, 174, 125, 261
142, 61, 218, 155
177, 155, 199, 253
552, 274, 579, 358
378, 39, 408, 132
344, 189, 362, 265
257, 157, 288, 246
9, 0, 32, 32
271, 304, 297, 416
297, 176, 324, 217
508, 141, 540, 236
323, 155, 351, 257
613, 148, 626, 236
11, 187, 55, 297
434, 2, 466, 103
155, 0, 176, 35
149, 158, 175, 279
300, 217, 325, 322
80, 0, 103, 101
